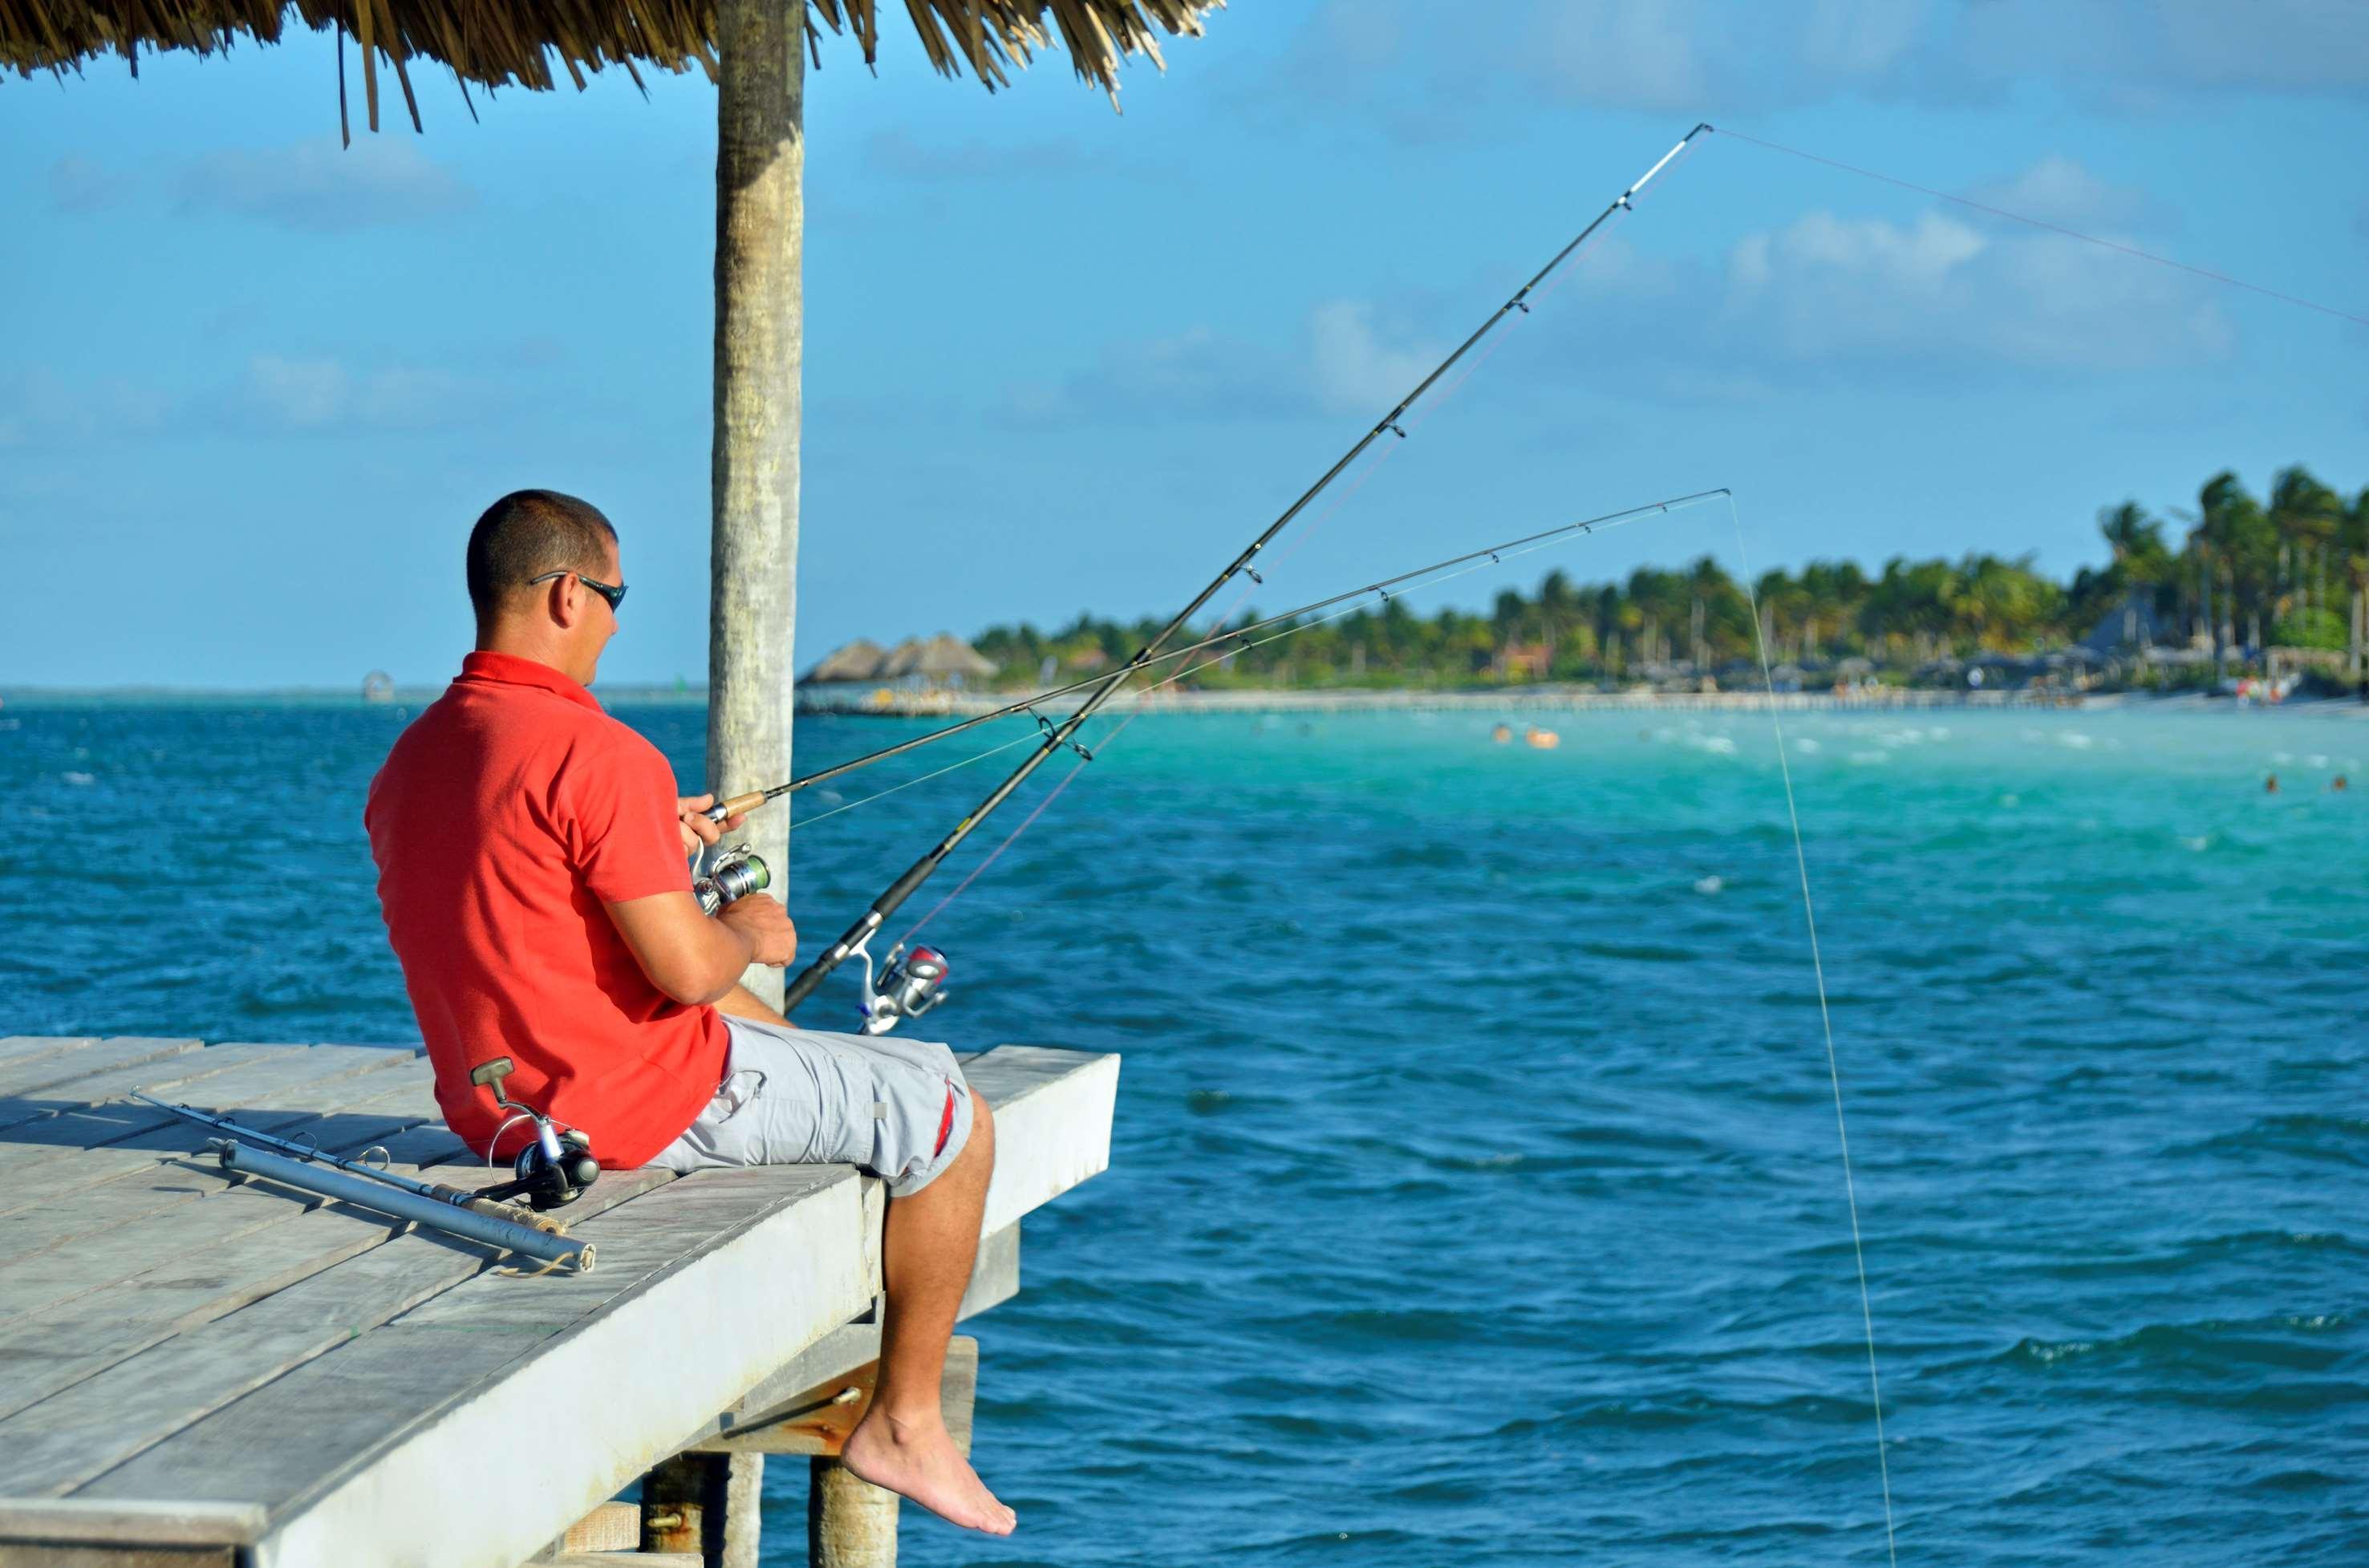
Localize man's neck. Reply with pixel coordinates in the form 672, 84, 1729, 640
477, 629, 587, 687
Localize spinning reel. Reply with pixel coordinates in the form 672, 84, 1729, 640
856, 942, 951, 1036
469, 1056, 600, 1211
694, 845, 771, 916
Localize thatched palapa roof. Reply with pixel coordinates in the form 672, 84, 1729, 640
5, 0, 1217, 132
802, 633, 996, 684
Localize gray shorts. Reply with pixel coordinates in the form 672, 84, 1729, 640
652, 1014, 974, 1197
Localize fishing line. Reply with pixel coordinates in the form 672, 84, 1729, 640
777, 125, 1718, 1014
739, 180, 1679, 819
1729, 492, 1900, 1566
895, 490, 1726, 942
780, 488, 1727, 836
784, 731, 1040, 835
1718, 126, 2369, 331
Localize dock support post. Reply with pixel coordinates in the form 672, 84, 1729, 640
709, 0, 805, 1011
643, 1452, 765, 1567
809, 1457, 898, 1568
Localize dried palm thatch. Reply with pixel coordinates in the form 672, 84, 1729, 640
2, 0, 1217, 133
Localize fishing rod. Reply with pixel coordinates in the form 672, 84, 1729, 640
728, 486, 1734, 825
712, 124, 1714, 833
777, 123, 1715, 1019
132, 1090, 594, 1274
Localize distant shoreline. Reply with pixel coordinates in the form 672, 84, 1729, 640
795, 686, 2369, 719
6, 685, 2364, 719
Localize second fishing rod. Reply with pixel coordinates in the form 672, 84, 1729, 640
777, 123, 1715, 1017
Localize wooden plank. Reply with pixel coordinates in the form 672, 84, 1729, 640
0, 1061, 436, 1269
0, 1048, 431, 1200
0, 1042, 206, 1121
687, 1222, 1016, 1454
963, 1047, 1121, 1236
0, 1124, 483, 1421
0, 1046, 301, 1151
0, 1084, 436, 1229
0, 1170, 675, 1501
79, 1168, 874, 1568
0, 1501, 259, 1548
0, 1184, 336, 1326
557, 1500, 639, 1553
697, 1335, 976, 1458
546, 1557, 697, 1567
0, 1040, 99, 1072
0, 1546, 233, 1567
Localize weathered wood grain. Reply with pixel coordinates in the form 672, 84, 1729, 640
0, 1068, 438, 1261
0, 1124, 482, 1420
696, 1335, 977, 1458
0, 1546, 233, 1567
0, 1043, 1116, 1566
556, 1500, 639, 1553
84, 1168, 874, 1568
688, 1221, 1016, 1453
0, 1080, 440, 1241
0, 1170, 675, 1500
0, 1045, 396, 1169
0, 1042, 209, 1126
0, 1040, 99, 1072
0, 1500, 260, 1547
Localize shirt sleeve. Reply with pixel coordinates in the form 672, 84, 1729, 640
566, 732, 695, 905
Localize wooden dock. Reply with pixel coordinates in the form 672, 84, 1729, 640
0, 1035, 1119, 1567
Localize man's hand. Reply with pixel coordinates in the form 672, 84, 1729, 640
678, 792, 750, 857
720, 893, 798, 968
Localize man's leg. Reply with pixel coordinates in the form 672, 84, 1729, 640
841, 1088, 1014, 1536
712, 996, 1012, 1534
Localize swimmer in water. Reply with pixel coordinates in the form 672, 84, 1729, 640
1491, 723, 1513, 744
2266, 773, 2279, 793
1525, 726, 1560, 749
2335, 775, 2349, 792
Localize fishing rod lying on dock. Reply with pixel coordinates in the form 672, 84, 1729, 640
132, 1091, 595, 1274
728, 124, 1718, 1023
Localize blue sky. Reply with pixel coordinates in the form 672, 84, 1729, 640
4, 0, 2365, 689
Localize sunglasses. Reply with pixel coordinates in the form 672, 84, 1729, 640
526, 569, 628, 614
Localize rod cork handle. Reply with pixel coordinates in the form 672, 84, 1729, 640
708, 791, 766, 822
442, 1188, 570, 1237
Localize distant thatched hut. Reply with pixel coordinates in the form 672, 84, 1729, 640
801, 634, 998, 691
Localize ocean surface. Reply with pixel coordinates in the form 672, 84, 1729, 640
2, 695, 2365, 1566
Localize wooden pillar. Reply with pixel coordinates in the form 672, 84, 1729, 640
709, 0, 805, 1010
644, 1451, 765, 1567
808, 1457, 898, 1568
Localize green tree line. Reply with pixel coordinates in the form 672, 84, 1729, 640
972, 465, 2369, 690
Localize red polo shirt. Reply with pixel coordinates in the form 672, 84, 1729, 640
365, 650, 728, 1169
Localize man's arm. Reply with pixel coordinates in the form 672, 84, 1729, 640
606, 890, 798, 1006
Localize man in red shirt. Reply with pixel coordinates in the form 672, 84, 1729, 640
367, 490, 1012, 1536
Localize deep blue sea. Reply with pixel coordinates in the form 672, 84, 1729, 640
2, 696, 2365, 1565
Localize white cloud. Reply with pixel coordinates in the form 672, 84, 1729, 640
1307, 301, 1438, 413
47, 155, 134, 214
1966, 155, 2170, 233
237, 356, 478, 432
243, 357, 351, 428
1717, 208, 2232, 374
175, 138, 475, 233
1264, 0, 2365, 144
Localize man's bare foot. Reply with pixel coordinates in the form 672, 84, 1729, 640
841, 1405, 1016, 1536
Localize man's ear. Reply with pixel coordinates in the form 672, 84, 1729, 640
550, 574, 585, 630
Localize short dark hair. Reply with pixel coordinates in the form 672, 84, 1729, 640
465, 490, 619, 622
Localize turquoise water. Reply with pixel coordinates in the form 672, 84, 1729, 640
3, 698, 2366, 1564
